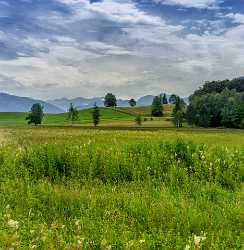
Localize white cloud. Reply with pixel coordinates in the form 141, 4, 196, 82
153, 0, 220, 9
1, 0, 244, 99
225, 13, 244, 24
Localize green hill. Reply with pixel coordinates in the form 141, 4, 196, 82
0, 108, 135, 126
117, 104, 173, 117
0, 105, 175, 127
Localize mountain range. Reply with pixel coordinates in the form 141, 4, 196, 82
0, 93, 63, 113
0, 92, 188, 113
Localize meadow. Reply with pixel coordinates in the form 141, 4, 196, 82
0, 126, 243, 249
0, 106, 174, 128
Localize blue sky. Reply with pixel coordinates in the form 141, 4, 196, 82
0, 0, 244, 99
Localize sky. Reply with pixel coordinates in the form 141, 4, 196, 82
0, 0, 244, 100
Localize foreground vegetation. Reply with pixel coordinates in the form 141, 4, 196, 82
0, 128, 243, 249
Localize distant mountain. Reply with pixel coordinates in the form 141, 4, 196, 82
137, 95, 155, 106
0, 93, 63, 113
0, 92, 189, 113
49, 97, 105, 111
49, 96, 153, 110
49, 93, 186, 110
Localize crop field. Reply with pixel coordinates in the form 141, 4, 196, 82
0, 127, 244, 249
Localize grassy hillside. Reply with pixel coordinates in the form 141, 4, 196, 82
0, 106, 176, 127
0, 108, 135, 126
118, 104, 173, 117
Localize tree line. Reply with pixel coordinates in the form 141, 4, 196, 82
186, 79, 244, 128
26, 78, 244, 128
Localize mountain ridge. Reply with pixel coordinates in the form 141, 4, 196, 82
0, 92, 189, 113
0, 93, 63, 113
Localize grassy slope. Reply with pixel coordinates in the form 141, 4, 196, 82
0, 108, 135, 126
118, 104, 173, 117
0, 106, 176, 127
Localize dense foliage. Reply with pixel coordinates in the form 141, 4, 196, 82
187, 79, 244, 128
172, 96, 186, 127
104, 93, 117, 107
26, 103, 44, 125
161, 93, 168, 104
151, 96, 163, 117
92, 104, 100, 127
128, 98, 137, 107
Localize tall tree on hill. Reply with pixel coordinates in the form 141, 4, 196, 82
68, 103, 79, 124
92, 103, 100, 127
169, 94, 177, 104
129, 98, 137, 107
162, 93, 168, 104
104, 93, 117, 107
151, 96, 163, 117
26, 103, 44, 125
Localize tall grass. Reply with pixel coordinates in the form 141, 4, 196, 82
0, 132, 243, 249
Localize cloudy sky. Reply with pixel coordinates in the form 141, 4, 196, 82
0, 0, 244, 100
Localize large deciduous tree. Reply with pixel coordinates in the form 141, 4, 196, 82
92, 103, 100, 127
151, 96, 163, 117
104, 93, 117, 107
26, 103, 44, 125
129, 98, 137, 107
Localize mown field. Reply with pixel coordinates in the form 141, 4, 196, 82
0, 127, 243, 249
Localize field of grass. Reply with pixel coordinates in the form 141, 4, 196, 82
0, 108, 135, 126
0, 127, 243, 249
0, 106, 176, 128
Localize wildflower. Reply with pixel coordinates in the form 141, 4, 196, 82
8, 219, 19, 230
77, 239, 82, 246
139, 239, 145, 244
194, 235, 206, 247
100, 239, 112, 249
184, 245, 190, 250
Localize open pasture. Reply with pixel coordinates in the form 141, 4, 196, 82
0, 127, 243, 249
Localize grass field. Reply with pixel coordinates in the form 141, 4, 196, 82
0, 108, 135, 126
0, 105, 174, 128
0, 127, 243, 249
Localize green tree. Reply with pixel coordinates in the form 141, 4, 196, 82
169, 94, 177, 104
172, 96, 186, 128
162, 93, 168, 104
92, 103, 100, 127
173, 110, 184, 128
151, 96, 163, 117
186, 85, 244, 128
26, 103, 44, 125
68, 103, 79, 124
104, 93, 117, 107
129, 98, 136, 107
135, 115, 142, 126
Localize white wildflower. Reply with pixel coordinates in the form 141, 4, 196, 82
194, 235, 206, 247
184, 245, 190, 250
8, 219, 19, 230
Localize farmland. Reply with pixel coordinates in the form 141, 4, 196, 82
0, 126, 243, 249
